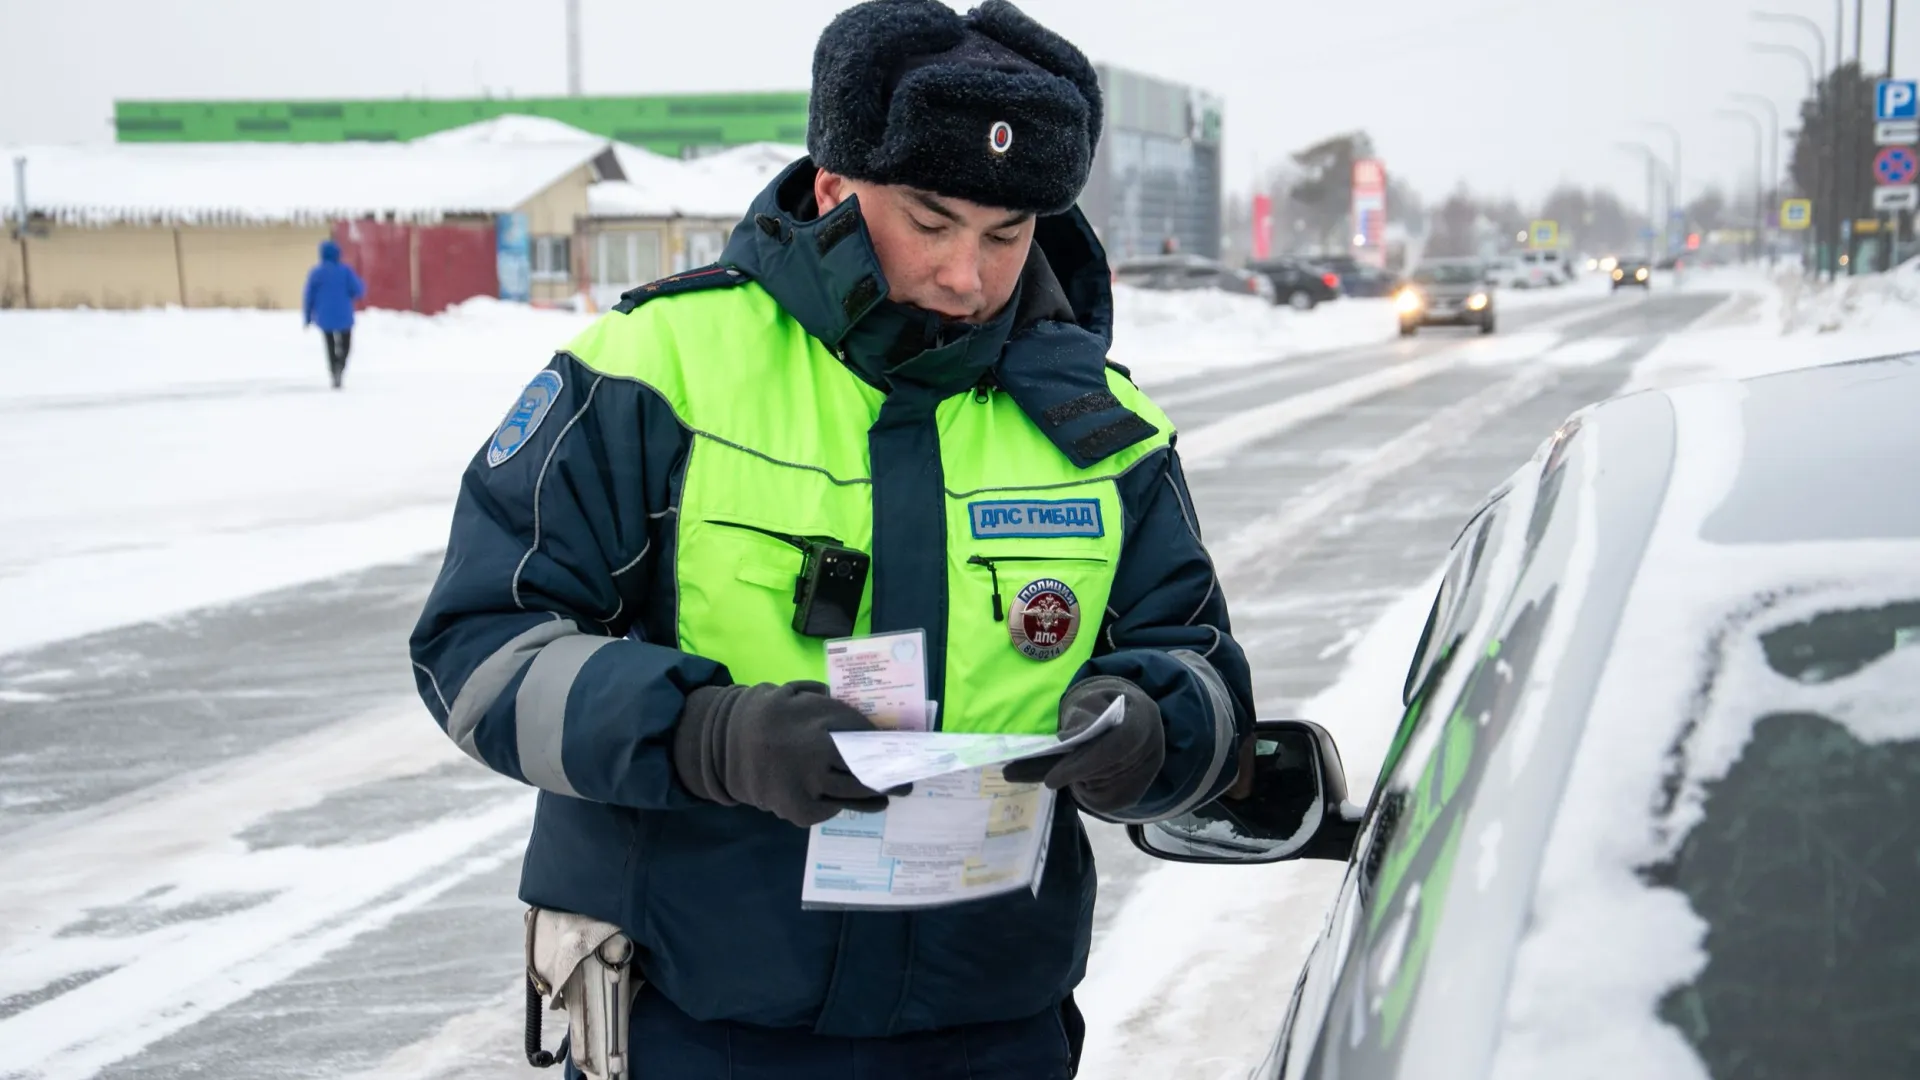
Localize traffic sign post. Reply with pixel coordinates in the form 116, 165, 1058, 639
1781, 198, 1813, 230
1876, 121, 1920, 146
1873, 186, 1918, 211
1873, 146, 1917, 187
1877, 80, 1919, 122
1870, 88, 1917, 274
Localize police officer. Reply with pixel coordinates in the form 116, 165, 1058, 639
409, 1, 1253, 1075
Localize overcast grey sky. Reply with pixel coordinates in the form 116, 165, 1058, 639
7, 0, 1914, 210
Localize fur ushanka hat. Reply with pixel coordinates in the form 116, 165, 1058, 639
807, 0, 1103, 216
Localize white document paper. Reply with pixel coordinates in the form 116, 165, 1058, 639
801, 768, 1057, 910
798, 695, 1125, 910
828, 695, 1125, 791
825, 630, 933, 731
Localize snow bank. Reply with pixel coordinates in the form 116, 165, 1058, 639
1110, 285, 1399, 387
1, 303, 593, 655
1074, 575, 1439, 1080
1625, 265, 1920, 393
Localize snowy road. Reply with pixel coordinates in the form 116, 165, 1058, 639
0, 286, 1725, 1079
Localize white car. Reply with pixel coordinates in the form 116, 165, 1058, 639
1132, 353, 1920, 1079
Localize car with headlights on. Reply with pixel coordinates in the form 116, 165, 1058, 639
1611, 256, 1653, 290
1129, 353, 1920, 1080
1395, 259, 1495, 336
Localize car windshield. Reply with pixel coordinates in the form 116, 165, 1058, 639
1651, 598, 1920, 1076
1413, 264, 1483, 285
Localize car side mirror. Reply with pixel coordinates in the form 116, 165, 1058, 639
1127, 719, 1363, 865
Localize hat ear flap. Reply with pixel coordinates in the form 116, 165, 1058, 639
967, 0, 1102, 156
809, 0, 967, 179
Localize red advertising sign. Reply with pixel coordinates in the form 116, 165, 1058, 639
1252, 194, 1273, 260
1350, 158, 1389, 269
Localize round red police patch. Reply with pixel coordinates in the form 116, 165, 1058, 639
1009, 578, 1079, 661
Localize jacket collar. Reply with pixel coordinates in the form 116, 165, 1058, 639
721, 158, 1116, 395
719, 158, 1155, 465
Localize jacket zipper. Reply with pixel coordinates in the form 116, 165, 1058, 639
966, 554, 1106, 623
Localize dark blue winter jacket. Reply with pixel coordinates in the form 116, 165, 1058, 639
408, 161, 1254, 1038
303, 240, 364, 331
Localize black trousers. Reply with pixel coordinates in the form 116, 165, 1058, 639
323, 329, 352, 384
565, 986, 1086, 1079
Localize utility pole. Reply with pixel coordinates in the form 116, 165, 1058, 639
566, 0, 583, 96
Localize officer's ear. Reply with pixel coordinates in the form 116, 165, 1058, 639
815, 168, 854, 215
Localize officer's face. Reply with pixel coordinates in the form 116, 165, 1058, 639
815, 170, 1034, 324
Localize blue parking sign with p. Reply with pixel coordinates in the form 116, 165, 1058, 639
1878, 80, 1917, 122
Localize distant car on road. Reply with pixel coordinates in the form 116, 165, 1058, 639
1611, 256, 1652, 290
1130, 354, 1920, 1080
1247, 258, 1343, 310
1113, 254, 1277, 304
1394, 259, 1495, 336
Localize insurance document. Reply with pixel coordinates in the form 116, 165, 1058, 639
801, 767, 1056, 910
799, 691, 1123, 910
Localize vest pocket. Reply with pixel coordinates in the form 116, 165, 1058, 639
948, 549, 1115, 734
965, 553, 1109, 623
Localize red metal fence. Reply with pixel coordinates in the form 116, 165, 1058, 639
331, 220, 499, 314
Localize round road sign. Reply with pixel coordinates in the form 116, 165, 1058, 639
1874, 146, 1917, 186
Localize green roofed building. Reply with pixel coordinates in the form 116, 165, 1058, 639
113, 93, 811, 159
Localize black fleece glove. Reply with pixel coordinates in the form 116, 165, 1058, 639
672, 681, 893, 827
1002, 676, 1166, 814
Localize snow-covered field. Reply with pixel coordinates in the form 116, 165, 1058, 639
3, 300, 582, 655
0, 286, 1418, 656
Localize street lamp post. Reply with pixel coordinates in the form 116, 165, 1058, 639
1642, 121, 1685, 255
1732, 94, 1783, 264
1719, 110, 1768, 263
1618, 142, 1669, 262
1753, 11, 1836, 277
1752, 41, 1824, 274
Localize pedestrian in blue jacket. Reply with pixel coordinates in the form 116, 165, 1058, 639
409, 2, 1253, 1077
303, 239, 364, 389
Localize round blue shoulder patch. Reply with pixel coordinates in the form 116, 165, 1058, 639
487, 369, 564, 468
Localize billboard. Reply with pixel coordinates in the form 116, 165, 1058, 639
1351, 158, 1388, 269
1252, 194, 1273, 260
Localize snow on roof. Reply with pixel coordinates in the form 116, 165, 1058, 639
590, 141, 805, 221
2, 110, 800, 229
412, 114, 609, 146
1, 140, 607, 227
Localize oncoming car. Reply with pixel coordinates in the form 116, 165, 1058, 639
1395, 260, 1495, 336
1134, 354, 1920, 1079
1613, 256, 1653, 290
